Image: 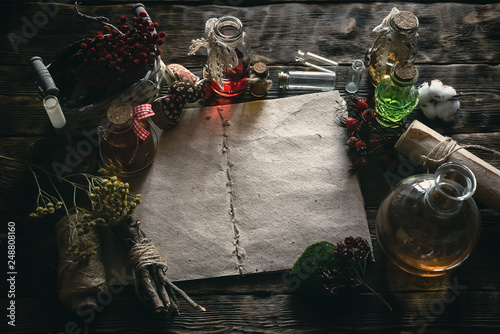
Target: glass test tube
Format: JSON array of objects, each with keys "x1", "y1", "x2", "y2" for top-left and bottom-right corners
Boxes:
[{"x1": 345, "y1": 60, "x2": 365, "y2": 94}]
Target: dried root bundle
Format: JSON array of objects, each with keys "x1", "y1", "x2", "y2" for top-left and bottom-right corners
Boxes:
[{"x1": 113, "y1": 219, "x2": 205, "y2": 318}]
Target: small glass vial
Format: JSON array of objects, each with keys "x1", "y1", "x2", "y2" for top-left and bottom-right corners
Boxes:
[
  {"x1": 366, "y1": 10, "x2": 420, "y2": 86},
  {"x1": 374, "y1": 62, "x2": 419, "y2": 128},
  {"x1": 248, "y1": 62, "x2": 271, "y2": 97},
  {"x1": 278, "y1": 71, "x2": 336, "y2": 91},
  {"x1": 99, "y1": 103, "x2": 157, "y2": 176},
  {"x1": 211, "y1": 16, "x2": 251, "y2": 97},
  {"x1": 295, "y1": 50, "x2": 338, "y2": 71},
  {"x1": 43, "y1": 95, "x2": 66, "y2": 129},
  {"x1": 344, "y1": 60, "x2": 364, "y2": 94},
  {"x1": 376, "y1": 162, "x2": 481, "y2": 277}
]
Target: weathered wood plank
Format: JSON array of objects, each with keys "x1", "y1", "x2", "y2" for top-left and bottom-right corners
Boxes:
[
  {"x1": 2, "y1": 290, "x2": 499, "y2": 333},
  {"x1": 3, "y1": 2, "x2": 500, "y2": 66}
]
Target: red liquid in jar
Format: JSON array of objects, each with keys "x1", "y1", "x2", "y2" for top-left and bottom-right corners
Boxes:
[{"x1": 212, "y1": 52, "x2": 249, "y2": 97}]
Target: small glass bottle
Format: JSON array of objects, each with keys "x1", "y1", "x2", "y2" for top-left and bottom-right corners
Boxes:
[
  {"x1": 248, "y1": 62, "x2": 271, "y2": 97},
  {"x1": 99, "y1": 103, "x2": 157, "y2": 176},
  {"x1": 211, "y1": 16, "x2": 251, "y2": 97},
  {"x1": 295, "y1": 50, "x2": 338, "y2": 72},
  {"x1": 344, "y1": 60, "x2": 364, "y2": 94},
  {"x1": 374, "y1": 62, "x2": 419, "y2": 128},
  {"x1": 43, "y1": 95, "x2": 66, "y2": 129},
  {"x1": 376, "y1": 162, "x2": 481, "y2": 277},
  {"x1": 278, "y1": 71, "x2": 336, "y2": 91},
  {"x1": 366, "y1": 10, "x2": 420, "y2": 86}
]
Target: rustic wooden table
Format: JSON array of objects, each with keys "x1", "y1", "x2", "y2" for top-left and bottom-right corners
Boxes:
[{"x1": 1, "y1": 1, "x2": 500, "y2": 333}]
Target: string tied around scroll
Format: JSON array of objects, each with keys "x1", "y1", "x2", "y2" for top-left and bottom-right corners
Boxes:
[{"x1": 421, "y1": 137, "x2": 500, "y2": 172}]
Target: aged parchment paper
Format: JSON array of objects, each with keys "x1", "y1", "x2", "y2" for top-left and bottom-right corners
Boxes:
[{"x1": 133, "y1": 91, "x2": 371, "y2": 281}]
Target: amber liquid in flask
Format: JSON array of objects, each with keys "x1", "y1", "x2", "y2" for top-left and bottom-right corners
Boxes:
[
  {"x1": 376, "y1": 162, "x2": 481, "y2": 277},
  {"x1": 99, "y1": 103, "x2": 157, "y2": 176}
]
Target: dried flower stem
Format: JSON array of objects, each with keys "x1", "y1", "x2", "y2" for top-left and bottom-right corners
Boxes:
[{"x1": 74, "y1": 2, "x2": 124, "y2": 35}]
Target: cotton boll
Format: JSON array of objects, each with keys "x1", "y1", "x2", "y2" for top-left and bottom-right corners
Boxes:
[
  {"x1": 434, "y1": 85, "x2": 457, "y2": 102},
  {"x1": 435, "y1": 100, "x2": 456, "y2": 121},
  {"x1": 442, "y1": 100, "x2": 460, "y2": 122},
  {"x1": 418, "y1": 82, "x2": 433, "y2": 104},
  {"x1": 420, "y1": 100, "x2": 437, "y2": 120},
  {"x1": 429, "y1": 79, "x2": 445, "y2": 101}
]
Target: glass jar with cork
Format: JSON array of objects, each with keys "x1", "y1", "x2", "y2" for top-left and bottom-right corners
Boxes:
[
  {"x1": 366, "y1": 10, "x2": 420, "y2": 86},
  {"x1": 98, "y1": 102, "x2": 157, "y2": 176},
  {"x1": 375, "y1": 62, "x2": 419, "y2": 128}
]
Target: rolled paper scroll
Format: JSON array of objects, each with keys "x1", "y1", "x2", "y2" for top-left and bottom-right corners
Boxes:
[{"x1": 395, "y1": 120, "x2": 500, "y2": 213}]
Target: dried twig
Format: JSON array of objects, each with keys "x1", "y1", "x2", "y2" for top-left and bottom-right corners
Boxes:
[{"x1": 74, "y1": 2, "x2": 124, "y2": 35}]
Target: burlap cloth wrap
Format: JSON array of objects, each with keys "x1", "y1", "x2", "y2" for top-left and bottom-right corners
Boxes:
[{"x1": 56, "y1": 209, "x2": 107, "y2": 311}]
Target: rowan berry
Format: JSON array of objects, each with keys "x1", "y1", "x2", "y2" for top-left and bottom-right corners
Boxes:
[
  {"x1": 345, "y1": 117, "x2": 359, "y2": 131},
  {"x1": 355, "y1": 98, "x2": 369, "y2": 112}
]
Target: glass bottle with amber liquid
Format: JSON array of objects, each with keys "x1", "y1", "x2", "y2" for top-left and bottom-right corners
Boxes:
[
  {"x1": 99, "y1": 103, "x2": 157, "y2": 176},
  {"x1": 376, "y1": 162, "x2": 481, "y2": 277},
  {"x1": 211, "y1": 16, "x2": 251, "y2": 97},
  {"x1": 366, "y1": 10, "x2": 420, "y2": 86}
]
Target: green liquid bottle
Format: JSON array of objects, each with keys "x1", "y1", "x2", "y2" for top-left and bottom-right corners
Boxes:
[{"x1": 375, "y1": 62, "x2": 419, "y2": 128}]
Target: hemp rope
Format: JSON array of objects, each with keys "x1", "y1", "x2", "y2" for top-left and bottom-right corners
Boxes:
[
  {"x1": 129, "y1": 239, "x2": 168, "y2": 274},
  {"x1": 421, "y1": 137, "x2": 500, "y2": 172},
  {"x1": 129, "y1": 239, "x2": 169, "y2": 308},
  {"x1": 188, "y1": 17, "x2": 239, "y2": 90}
]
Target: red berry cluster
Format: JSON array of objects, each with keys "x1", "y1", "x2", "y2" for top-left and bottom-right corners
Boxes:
[
  {"x1": 333, "y1": 236, "x2": 371, "y2": 263},
  {"x1": 339, "y1": 96, "x2": 382, "y2": 171},
  {"x1": 75, "y1": 12, "x2": 166, "y2": 91},
  {"x1": 316, "y1": 236, "x2": 371, "y2": 296}
]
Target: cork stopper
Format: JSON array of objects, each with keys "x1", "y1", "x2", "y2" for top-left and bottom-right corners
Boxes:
[
  {"x1": 253, "y1": 62, "x2": 268, "y2": 78},
  {"x1": 393, "y1": 11, "x2": 418, "y2": 31},
  {"x1": 277, "y1": 72, "x2": 290, "y2": 87},
  {"x1": 107, "y1": 102, "x2": 133, "y2": 128},
  {"x1": 394, "y1": 62, "x2": 417, "y2": 82}
]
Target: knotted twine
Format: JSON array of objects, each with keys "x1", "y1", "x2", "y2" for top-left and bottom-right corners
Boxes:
[
  {"x1": 129, "y1": 238, "x2": 168, "y2": 302},
  {"x1": 421, "y1": 137, "x2": 500, "y2": 172},
  {"x1": 188, "y1": 18, "x2": 239, "y2": 90}
]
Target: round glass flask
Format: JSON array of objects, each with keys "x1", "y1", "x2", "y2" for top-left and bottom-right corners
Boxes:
[{"x1": 376, "y1": 162, "x2": 481, "y2": 277}]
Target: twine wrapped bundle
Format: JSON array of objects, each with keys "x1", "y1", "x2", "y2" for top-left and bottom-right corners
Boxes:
[
  {"x1": 56, "y1": 209, "x2": 107, "y2": 311},
  {"x1": 395, "y1": 120, "x2": 500, "y2": 213}
]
